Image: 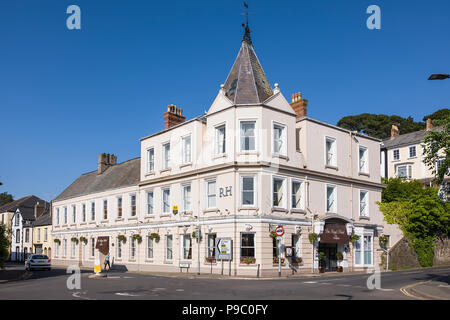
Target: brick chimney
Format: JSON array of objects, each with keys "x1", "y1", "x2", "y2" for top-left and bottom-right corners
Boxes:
[
  {"x1": 164, "y1": 104, "x2": 185, "y2": 129},
  {"x1": 97, "y1": 153, "x2": 117, "y2": 174},
  {"x1": 426, "y1": 118, "x2": 433, "y2": 131},
  {"x1": 390, "y1": 124, "x2": 399, "y2": 139},
  {"x1": 34, "y1": 202, "x2": 45, "y2": 218},
  {"x1": 290, "y1": 92, "x2": 308, "y2": 118}
]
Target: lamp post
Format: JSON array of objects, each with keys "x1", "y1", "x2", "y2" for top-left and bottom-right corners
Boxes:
[{"x1": 428, "y1": 74, "x2": 449, "y2": 80}]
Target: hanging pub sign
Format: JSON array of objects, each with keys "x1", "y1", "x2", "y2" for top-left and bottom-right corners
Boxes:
[
  {"x1": 95, "y1": 236, "x2": 109, "y2": 255},
  {"x1": 320, "y1": 223, "x2": 348, "y2": 244},
  {"x1": 173, "y1": 205, "x2": 178, "y2": 215}
]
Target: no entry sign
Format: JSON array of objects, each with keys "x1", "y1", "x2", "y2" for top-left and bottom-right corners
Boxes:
[{"x1": 275, "y1": 226, "x2": 285, "y2": 237}]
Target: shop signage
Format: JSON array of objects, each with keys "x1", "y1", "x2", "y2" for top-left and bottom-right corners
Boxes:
[
  {"x1": 215, "y1": 237, "x2": 233, "y2": 260},
  {"x1": 219, "y1": 186, "x2": 232, "y2": 198},
  {"x1": 320, "y1": 223, "x2": 348, "y2": 244},
  {"x1": 95, "y1": 236, "x2": 109, "y2": 255}
]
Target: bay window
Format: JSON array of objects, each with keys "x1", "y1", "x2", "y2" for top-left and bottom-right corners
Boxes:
[
  {"x1": 215, "y1": 124, "x2": 226, "y2": 155},
  {"x1": 241, "y1": 176, "x2": 255, "y2": 206},
  {"x1": 206, "y1": 180, "x2": 217, "y2": 208},
  {"x1": 396, "y1": 164, "x2": 412, "y2": 179},
  {"x1": 273, "y1": 122, "x2": 287, "y2": 155},
  {"x1": 240, "y1": 121, "x2": 256, "y2": 151}
]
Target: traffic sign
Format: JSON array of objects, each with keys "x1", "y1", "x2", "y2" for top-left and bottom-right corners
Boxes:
[{"x1": 275, "y1": 226, "x2": 285, "y2": 237}]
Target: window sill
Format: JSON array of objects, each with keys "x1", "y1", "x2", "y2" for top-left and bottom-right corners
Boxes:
[
  {"x1": 160, "y1": 213, "x2": 171, "y2": 218},
  {"x1": 272, "y1": 154, "x2": 289, "y2": 161},
  {"x1": 358, "y1": 172, "x2": 370, "y2": 177},
  {"x1": 238, "y1": 151, "x2": 260, "y2": 156},
  {"x1": 101, "y1": 220, "x2": 109, "y2": 223},
  {"x1": 272, "y1": 207, "x2": 288, "y2": 213},
  {"x1": 290, "y1": 209, "x2": 306, "y2": 214},
  {"x1": 238, "y1": 207, "x2": 258, "y2": 211},
  {"x1": 212, "y1": 153, "x2": 227, "y2": 160},
  {"x1": 325, "y1": 165, "x2": 338, "y2": 171},
  {"x1": 160, "y1": 168, "x2": 172, "y2": 174},
  {"x1": 203, "y1": 208, "x2": 219, "y2": 214},
  {"x1": 115, "y1": 218, "x2": 124, "y2": 222},
  {"x1": 145, "y1": 172, "x2": 155, "y2": 177},
  {"x1": 179, "y1": 163, "x2": 192, "y2": 169},
  {"x1": 145, "y1": 259, "x2": 154, "y2": 263},
  {"x1": 79, "y1": 222, "x2": 87, "y2": 226},
  {"x1": 164, "y1": 260, "x2": 173, "y2": 264},
  {"x1": 359, "y1": 216, "x2": 370, "y2": 221},
  {"x1": 391, "y1": 160, "x2": 400, "y2": 163},
  {"x1": 128, "y1": 217, "x2": 138, "y2": 221},
  {"x1": 129, "y1": 259, "x2": 137, "y2": 262},
  {"x1": 144, "y1": 215, "x2": 155, "y2": 219},
  {"x1": 182, "y1": 211, "x2": 193, "y2": 216}
]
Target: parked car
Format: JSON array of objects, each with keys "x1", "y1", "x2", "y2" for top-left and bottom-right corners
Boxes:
[{"x1": 25, "y1": 254, "x2": 51, "y2": 271}]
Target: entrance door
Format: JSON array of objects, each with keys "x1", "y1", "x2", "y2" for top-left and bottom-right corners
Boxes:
[{"x1": 318, "y1": 243, "x2": 337, "y2": 272}]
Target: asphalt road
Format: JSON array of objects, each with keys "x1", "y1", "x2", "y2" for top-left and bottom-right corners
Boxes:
[{"x1": 0, "y1": 265, "x2": 449, "y2": 300}]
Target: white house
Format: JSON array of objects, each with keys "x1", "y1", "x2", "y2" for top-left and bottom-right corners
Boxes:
[{"x1": 51, "y1": 25, "x2": 401, "y2": 276}]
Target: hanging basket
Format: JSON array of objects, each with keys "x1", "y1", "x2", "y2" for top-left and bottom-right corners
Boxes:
[
  {"x1": 270, "y1": 231, "x2": 277, "y2": 239},
  {"x1": 350, "y1": 234, "x2": 360, "y2": 243},
  {"x1": 71, "y1": 237, "x2": 79, "y2": 244},
  {"x1": 132, "y1": 234, "x2": 142, "y2": 243},
  {"x1": 149, "y1": 233, "x2": 160, "y2": 243},
  {"x1": 309, "y1": 233, "x2": 318, "y2": 244},
  {"x1": 53, "y1": 239, "x2": 61, "y2": 244},
  {"x1": 117, "y1": 234, "x2": 126, "y2": 242},
  {"x1": 79, "y1": 236, "x2": 88, "y2": 245}
]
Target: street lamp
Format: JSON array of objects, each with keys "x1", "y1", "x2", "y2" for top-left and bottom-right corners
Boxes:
[{"x1": 428, "y1": 74, "x2": 450, "y2": 80}]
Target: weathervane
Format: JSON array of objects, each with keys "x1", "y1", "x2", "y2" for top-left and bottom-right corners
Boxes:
[{"x1": 242, "y1": 2, "x2": 252, "y2": 44}]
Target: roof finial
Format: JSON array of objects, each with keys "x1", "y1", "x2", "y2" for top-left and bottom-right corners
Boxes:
[{"x1": 242, "y1": 2, "x2": 252, "y2": 44}]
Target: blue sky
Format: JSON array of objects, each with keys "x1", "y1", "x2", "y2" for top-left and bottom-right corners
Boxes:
[{"x1": 1, "y1": 0, "x2": 449, "y2": 201}]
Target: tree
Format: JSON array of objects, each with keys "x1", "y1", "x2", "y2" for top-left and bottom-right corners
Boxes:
[
  {"x1": 422, "y1": 115, "x2": 450, "y2": 186},
  {"x1": 0, "y1": 223, "x2": 10, "y2": 269},
  {"x1": 337, "y1": 113, "x2": 425, "y2": 139},
  {"x1": 0, "y1": 192, "x2": 14, "y2": 207},
  {"x1": 378, "y1": 178, "x2": 450, "y2": 267},
  {"x1": 423, "y1": 108, "x2": 450, "y2": 122}
]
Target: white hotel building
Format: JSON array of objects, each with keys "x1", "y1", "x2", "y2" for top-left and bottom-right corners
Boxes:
[{"x1": 51, "y1": 27, "x2": 401, "y2": 276}]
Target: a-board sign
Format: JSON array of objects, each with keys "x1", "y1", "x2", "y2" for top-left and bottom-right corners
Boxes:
[{"x1": 215, "y1": 237, "x2": 233, "y2": 261}]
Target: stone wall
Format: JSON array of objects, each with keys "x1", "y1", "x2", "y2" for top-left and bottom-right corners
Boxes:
[
  {"x1": 434, "y1": 237, "x2": 450, "y2": 266},
  {"x1": 387, "y1": 237, "x2": 450, "y2": 270}
]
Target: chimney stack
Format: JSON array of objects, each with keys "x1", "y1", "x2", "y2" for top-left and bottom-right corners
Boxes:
[
  {"x1": 97, "y1": 153, "x2": 117, "y2": 174},
  {"x1": 390, "y1": 124, "x2": 399, "y2": 139},
  {"x1": 164, "y1": 104, "x2": 185, "y2": 129},
  {"x1": 426, "y1": 118, "x2": 433, "y2": 131},
  {"x1": 290, "y1": 92, "x2": 308, "y2": 118},
  {"x1": 34, "y1": 202, "x2": 45, "y2": 218}
]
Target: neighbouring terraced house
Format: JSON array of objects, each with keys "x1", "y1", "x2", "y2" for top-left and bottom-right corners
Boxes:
[{"x1": 51, "y1": 24, "x2": 402, "y2": 276}]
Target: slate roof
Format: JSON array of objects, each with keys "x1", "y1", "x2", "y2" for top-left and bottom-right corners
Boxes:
[
  {"x1": 0, "y1": 195, "x2": 49, "y2": 221},
  {"x1": 223, "y1": 37, "x2": 274, "y2": 105},
  {"x1": 33, "y1": 211, "x2": 52, "y2": 227},
  {"x1": 54, "y1": 157, "x2": 140, "y2": 202},
  {"x1": 382, "y1": 127, "x2": 442, "y2": 149}
]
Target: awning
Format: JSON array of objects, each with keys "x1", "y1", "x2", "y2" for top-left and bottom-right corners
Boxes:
[{"x1": 320, "y1": 223, "x2": 348, "y2": 244}]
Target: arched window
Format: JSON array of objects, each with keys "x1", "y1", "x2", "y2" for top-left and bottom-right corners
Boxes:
[{"x1": 44, "y1": 248, "x2": 48, "y2": 255}]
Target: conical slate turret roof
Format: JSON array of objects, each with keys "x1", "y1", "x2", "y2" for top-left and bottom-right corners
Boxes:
[{"x1": 223, "y1": 36, "x2": 274, "y2": 105}]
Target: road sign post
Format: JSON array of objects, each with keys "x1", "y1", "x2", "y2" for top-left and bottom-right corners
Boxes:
[{"x1": 275, "y1": 226, "x2": 284, "y2": 277}]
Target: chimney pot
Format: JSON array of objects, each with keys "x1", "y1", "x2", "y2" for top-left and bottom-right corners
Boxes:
[
  {"x1": 164, "y1": 104, "x2": 186, "y2": 129},
  {"x1": 97, "y1": 153, "x2": 117, "y2": 174},
  {"x1": 290, "y1": 91, "x2": 308, "y2": 118},
  {"x1": 391, "y1": 124, "x2": 399, "y2": 139}
]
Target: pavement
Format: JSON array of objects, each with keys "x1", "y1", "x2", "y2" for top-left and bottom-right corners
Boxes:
[
  {"x1": 0, "y1": 264, "x2": 449, "y2": 300},
  {"x1": 0, "y1": 262, "x2": 31, "y2": 283}
]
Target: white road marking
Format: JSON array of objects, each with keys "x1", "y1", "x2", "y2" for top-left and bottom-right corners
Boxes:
[
  {"x1": 176, "y1": 289, "x2": 185, "y2": 292},
  {"x1": 377, "y1": 288, "x2": 394, "y2": 292},
  {"x1": 152, "y1": 288, "x2": 167, "y2": 291},
  {"x1": 115, "y1": 292, "x2": 140, "y2": 297},
  {"x1": 303, "y1": 281, "x2": 317, "y2": 284},
  {"x1": 438, "y1": 284, "x2": 450, "y2": 288}
]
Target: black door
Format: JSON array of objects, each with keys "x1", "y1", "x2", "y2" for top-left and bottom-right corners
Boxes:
[{"x1": 319, "y1": 243, "x2": 337, "y2": 272}]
